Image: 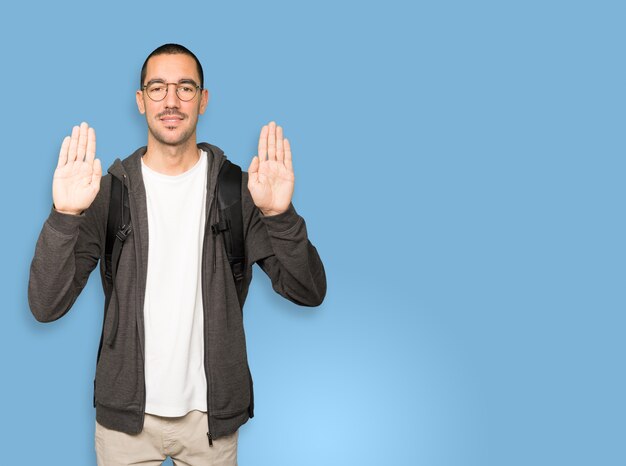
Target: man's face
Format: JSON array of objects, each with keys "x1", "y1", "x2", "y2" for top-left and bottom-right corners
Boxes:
[{"x1": 136, "y1": 53, "x2": 209, "y2": 147}]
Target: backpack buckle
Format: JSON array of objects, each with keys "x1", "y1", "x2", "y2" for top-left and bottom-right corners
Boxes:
[
  {"x1": 232, "y1": 261, "x2": 244, "y2": 282},
  {"x1": 211, "y1": 219, "x2": 229, "y2": 235},
  {"x1": 116, "y1": 224, "x2": 132, "y2": 242}
]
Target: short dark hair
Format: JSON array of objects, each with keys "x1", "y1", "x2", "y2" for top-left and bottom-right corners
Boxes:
[{"x1": 140, "y1": 43, "x2": 204, "y2": 89}]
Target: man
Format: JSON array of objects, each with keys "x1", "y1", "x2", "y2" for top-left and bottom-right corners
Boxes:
[{"x1": 28, "y1": 43, "x2": 326, "y2": 465}]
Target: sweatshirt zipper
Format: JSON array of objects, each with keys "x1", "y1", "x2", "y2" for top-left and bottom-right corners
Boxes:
[
  {"x1": 202, "y1": 175, "x2": 219, "y2": 447},
  {"x1": 128, "y1": 168, "x2": 147, "y2": 433}
]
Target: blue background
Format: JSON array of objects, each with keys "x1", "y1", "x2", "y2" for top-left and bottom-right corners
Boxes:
[{"x1": 2, "y1": 0, "x2": 624, "y2": 464}]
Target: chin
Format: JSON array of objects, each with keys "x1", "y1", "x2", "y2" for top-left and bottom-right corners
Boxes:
[{"x1": 149, "y1": 126, "x2": 195, "y2": 147}]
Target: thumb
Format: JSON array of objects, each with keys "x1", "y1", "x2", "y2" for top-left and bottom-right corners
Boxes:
[{"x1": 248, "y1": 155, "x2": 259, "y2": 174}]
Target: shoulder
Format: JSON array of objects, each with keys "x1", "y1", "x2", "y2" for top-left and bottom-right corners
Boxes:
[{"x1": 197, "y1": 142, "x2": 226, "y2": 158}]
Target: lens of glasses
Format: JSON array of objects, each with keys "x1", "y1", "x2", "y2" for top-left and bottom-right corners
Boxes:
[{"x1": 145, "y1": 82, "x2": 199, "y2": 101}]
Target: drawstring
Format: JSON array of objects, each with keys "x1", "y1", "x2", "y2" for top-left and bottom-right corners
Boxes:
[
  {"x1": 211, "y1": 191, "x2": 217, "y2": 273},
  {"x1": 108, "y1": 279, "x2": 121, "y2": 346}
]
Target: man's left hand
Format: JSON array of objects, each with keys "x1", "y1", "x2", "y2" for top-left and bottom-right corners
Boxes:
[{"x1": 247, "y1": 121, "x2": 295, "y2": 216}]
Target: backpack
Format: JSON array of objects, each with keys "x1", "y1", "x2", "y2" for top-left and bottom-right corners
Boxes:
[{"x1": 95, "y1": 159, "x2": 244, "y2": 369}]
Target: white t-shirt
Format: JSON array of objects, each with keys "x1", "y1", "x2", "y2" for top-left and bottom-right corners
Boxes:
[{"x1": 141, "y1": 149, "x2": 208, "y2": 416}]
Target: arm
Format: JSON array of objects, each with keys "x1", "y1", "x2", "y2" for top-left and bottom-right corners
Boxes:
[
  {"x1": 244, "y1": 121, "x2": 326, "y2": 306},
  {"x1": 28, "y1": 122, "x2": 105, "y2": 322},
  {"x1": 242, "y1": 171, "x2": 326, "y2": 306},
  {"x1": 28, "y1": 199, "x2": 106, "y2": 322}
]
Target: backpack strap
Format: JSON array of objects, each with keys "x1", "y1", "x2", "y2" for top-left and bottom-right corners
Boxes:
[
  {"x1": 99, "y1": 177, "x2": 132, "y2": 352},
  {"x1": 211, "y1": 160, "x2": 245, "y2": 295}
]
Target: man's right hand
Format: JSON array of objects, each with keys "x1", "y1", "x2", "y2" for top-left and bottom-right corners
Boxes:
[{"x1": 52, "y1": 122, "x2": 102, "y2": 216}]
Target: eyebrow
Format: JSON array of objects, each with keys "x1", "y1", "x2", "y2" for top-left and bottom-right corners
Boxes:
[{"x1": 145, "y1": 78, "x2": 199, "y2": 86}]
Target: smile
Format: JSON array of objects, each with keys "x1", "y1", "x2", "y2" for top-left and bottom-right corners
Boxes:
[{"x1": 160, "y1": 117, "x2": 184, "y2": 128}]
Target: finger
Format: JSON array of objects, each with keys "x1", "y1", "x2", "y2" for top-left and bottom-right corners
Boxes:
[
  {"x1": 267, "y1": 121, "x2": 276, "y2": 161},
  {"x1": 257, "y1": 125, "x2": 268, "y2": 162},
  {"x1": 276, "y1": 125, "x2": 284, "y2": 164},
  {"x1": 284, "y1": 138, "x2": 293, "y2": 173},
  {"x1": 86, "y1": 127, "x2": 96, "y2": 163},
  {"x1": 68, "y1": 125, "x2": 80, "y2": 162},
  {"x1": 77, "y1": 122, "x2": 88, "y2": 161},
  {"x1": 57, "y1": 136, "x2": 71, "y2": 168}
]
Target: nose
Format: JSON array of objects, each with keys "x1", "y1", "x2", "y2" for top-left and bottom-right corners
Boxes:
[{"x1": 164, "y1": 83, "x2": 181, "y2": 108}]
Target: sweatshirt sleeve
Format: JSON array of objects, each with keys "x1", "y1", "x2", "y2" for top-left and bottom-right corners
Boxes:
[
  {"x1": 28, "y1": 176, "x2": 108, "y2": 322},
  {"x1": 242, "y1": 171, "x2": 326, "y2": 307}
]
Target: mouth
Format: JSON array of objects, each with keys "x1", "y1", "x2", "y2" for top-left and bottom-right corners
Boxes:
[
  {"x1": 160, "y1": 117, "x2": 183, "y2": 124},
  {"x1": 158, "y1": 113, "x2": 185, "y2": 125}
]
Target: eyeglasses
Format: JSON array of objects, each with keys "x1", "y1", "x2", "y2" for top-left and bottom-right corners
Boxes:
[{"x1": 142, "y1": 81, "x2": 202, "y2": 102}]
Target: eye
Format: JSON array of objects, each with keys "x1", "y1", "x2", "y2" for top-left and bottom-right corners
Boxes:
[{"x1": 180, "y1": 85, "x2": 194, "y2": 93}]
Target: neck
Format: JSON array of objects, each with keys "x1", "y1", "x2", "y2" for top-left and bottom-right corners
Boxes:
[{"x1": 142, "y1": 133, "x2": 200, "y2": 175}]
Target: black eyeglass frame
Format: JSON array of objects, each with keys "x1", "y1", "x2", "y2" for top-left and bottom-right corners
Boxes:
[{"x1": 141, "y1": 81, "x2": 203, "y2": 102}]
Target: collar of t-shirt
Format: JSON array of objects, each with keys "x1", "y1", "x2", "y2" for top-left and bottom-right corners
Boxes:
[{"x1": 140, "y1": 149, "x2": 206, "y2": 180}]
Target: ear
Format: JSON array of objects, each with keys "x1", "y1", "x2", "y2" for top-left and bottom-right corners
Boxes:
[
  {"x1": 199, "y1": 88, "x2": 210, "y2": 115},
  {"x1": 136, "y1": 90, "x2": 146, "y2": 114}
]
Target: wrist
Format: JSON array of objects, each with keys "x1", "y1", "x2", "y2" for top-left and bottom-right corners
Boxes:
[
  {"x1": 53, "y1": 205, "x2": 82, "y2": 216},
  {"x1": 260, "y1": 208, "x2": 285, "y2": 217}
]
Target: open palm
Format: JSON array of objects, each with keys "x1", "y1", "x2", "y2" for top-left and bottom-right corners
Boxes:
[
  {"x1": 52, "y1": 122, "x2": 102, "y2": 215},
  {"x1": 247, "y1": 121, "x2": 295, "y2": 216}
]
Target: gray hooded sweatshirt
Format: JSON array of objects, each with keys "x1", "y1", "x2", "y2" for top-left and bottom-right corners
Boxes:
[{"x1": 28, "y1": 142, "x2": 326, "y2": 443}]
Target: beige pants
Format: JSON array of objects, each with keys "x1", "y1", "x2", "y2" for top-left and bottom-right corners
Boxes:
[{"x1": 95, "y1": 409, "x2": 238, "y2": 466}]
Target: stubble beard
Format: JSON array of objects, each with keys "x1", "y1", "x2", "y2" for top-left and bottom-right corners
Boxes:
[{"x1": 147, "y1": 110, "x2": 198, "y2": 148}]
